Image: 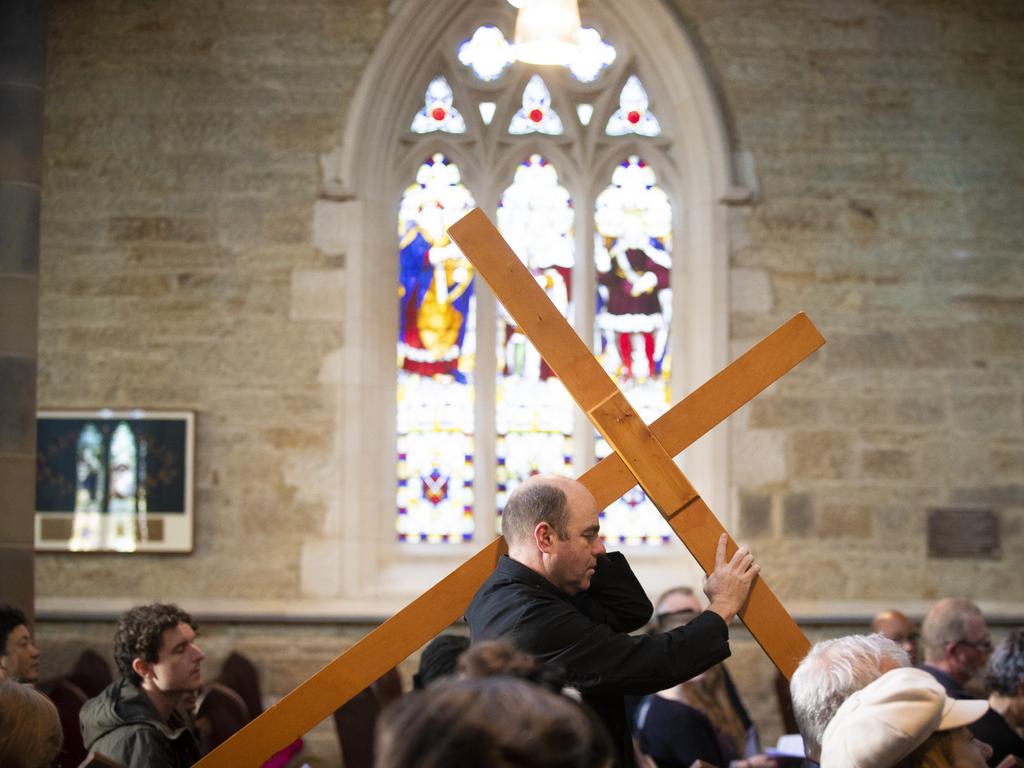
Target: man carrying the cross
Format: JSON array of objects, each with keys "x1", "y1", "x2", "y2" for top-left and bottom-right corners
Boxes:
[{"x1": 466, "y1": 474, "x2": 760, "y2": 768}]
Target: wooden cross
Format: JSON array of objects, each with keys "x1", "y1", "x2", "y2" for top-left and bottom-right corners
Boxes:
[{"x1": 198, "y1": 213, "x2": 824, "y2": 766}]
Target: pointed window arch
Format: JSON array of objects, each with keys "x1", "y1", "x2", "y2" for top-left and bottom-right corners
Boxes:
[
  {"x1": 326, "y1": 0, "x2": 741, "y2": 604},
  {"x1": 391, "y1": 11, "x2": 685, "y2": 546}
]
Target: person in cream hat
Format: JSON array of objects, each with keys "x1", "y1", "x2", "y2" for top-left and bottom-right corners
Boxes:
[{"x1": 820, "y1": 667, "x2": 992, "y2": 767}]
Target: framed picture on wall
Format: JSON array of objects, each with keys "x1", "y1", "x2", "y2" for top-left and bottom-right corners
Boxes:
[{"x1": 34, "y1": 409, "x2": 195, "y2": 553}]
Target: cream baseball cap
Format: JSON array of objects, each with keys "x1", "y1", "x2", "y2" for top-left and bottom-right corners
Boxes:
[{"x1": 820, "y1": 667, "x2": 989, "y2": 768}]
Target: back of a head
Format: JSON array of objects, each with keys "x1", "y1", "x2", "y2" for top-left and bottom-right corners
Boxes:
[
  {"x1": 0, "y1": 604, "x2": 28, "y2": 652},
  {"x1": 375, "y1": 677, "x2": 610, "y2": 768},
  {"x1": 459, "y1": 640, "x2": 538, "y2": 679},
  {"x1": 790, "y1": 634, "x2": 910, "y2": 760},
  {"x1": 986, "y1": 628, "x2": 1024, "y2": 696},
  {"x1": 501, "y1": 478, "x2": 570, "y2": 546},
  {"x1": 920, "y1": 598, "x2": 983, "y2": 663},
  {"x1": 458, "y1": 639, "x2": 565, "y2": 692},
  {"x1": 113, "y1": 602, "x2": 196, "y2": 684},
  {"x1": 0, "y1": 679, "x2": 63, "y2": 768}
]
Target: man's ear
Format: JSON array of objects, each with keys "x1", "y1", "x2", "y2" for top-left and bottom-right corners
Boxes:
[
  {"x1": 131, "y1": 657, "x2": 152, "y2": 682},
  {"x1": 534, "y1": 521, "x2": 555, "y2": 553}
]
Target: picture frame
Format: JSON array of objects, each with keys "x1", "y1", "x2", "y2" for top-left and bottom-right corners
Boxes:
[{"x1": 35, "y1": 409, "x2": 195, "y2": 553}]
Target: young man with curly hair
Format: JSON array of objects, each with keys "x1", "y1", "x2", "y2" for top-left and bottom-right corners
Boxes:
[{"x1": 80, "y1": 603, "x2": 205, "y2": 768}]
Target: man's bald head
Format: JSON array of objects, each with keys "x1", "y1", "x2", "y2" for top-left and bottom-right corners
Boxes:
[
  {"x1": 871, "y1": 609, "x2": 918, "y2": 665},
  {"x1": 501, "y1": 475, "x2": 578, "y2": 546},
  {"x1": 921, "y1": 597, "x2": 986, "y2": 662}
]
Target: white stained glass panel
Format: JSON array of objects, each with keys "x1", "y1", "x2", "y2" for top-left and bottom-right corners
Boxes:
[
  {"x1": 458, "y1": 25, "x2": 515, "y2": 82},
  {"x1": 605, "y1": 75, "x2": 661, "y2": 137},
  {"x1": 495, "y1": 155, "x2": 575, "y2": 515},
  {"x1": 568, "y1": 27, "x2": 617, "y2": 83},
  {"x1": 593, "y1": 156, "x2": 673, "y2": 544},
  {"x1": 411, "y1": 76, "x2": 467, "y2": 134},
  {"x1": 397, "y1": 154, "x2": 477, "y2": 542},
  {"x1": 509, "y1": 75, "x2": 564, "y2": 135}
]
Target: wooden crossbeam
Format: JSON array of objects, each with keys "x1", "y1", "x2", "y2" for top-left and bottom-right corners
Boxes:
[
  {"x1": 448, "y1": 207, "x2": 813, "y2": 678},
  {"x1": 197, "y1": 290, "x2": 823, "y2": 765}
]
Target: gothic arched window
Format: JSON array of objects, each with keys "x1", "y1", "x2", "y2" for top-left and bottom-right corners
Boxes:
[
  {"x1": 325, "y1": 0, "x2": 739, "y2": 603},
  {"x1": 394, "y1": 15, "x2": 681, "y2": 546}
]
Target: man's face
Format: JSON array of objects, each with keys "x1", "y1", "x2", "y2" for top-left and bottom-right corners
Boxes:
[
  {"x1": 141, "y1": 622, "x2": 205, "y2": 695},
  {"x1": 874, "y1": 612, "x2": 918, "y2": 664},
  {"x1": 657, "y1": 591, "x2": 701, "y2": 617},
  {"x1": 953, "y1": 615, "x2": 992, "y2": 681},
  {"x1": 546, "y1": 482, "x2": 606, "y2": 596},
  {"x1": 1, "y1": 624, "x2": 40, "y2": 683}
]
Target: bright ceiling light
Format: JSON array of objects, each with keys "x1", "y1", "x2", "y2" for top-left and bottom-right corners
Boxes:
[{"x1": 513, "y1": 0, "x2": 582, "y2": 66}]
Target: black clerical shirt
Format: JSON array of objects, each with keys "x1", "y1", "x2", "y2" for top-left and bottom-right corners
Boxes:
[{"x1": 466, "y1": 552, "x2": 731, "y2": 768}]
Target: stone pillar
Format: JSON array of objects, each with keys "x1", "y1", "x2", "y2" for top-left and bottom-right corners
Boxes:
[{"x1": 0, "y1": 0, "x2": 47, "y2": 620}]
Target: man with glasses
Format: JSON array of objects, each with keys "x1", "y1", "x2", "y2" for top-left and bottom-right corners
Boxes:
[
  {"x1": 921, "y1": 597, "x2": 1021, "y2": 766},
  {"x1": 871, "y1": 608, "x2": 920, "y2": 665}
]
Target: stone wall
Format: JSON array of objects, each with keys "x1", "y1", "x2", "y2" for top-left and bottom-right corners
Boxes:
[
  {"x1": 38, "y1": 0, "x2": 1022, "y2": 612},
  {"x1": 35, "y1": 0, "x2": 1023, "y2": 759},
  {"x1": 39, "y1": 0, "x2": 390, "y2": 601},
  {"x1": 673, "y1": 0, "x2": 1024, "y2": 603}
]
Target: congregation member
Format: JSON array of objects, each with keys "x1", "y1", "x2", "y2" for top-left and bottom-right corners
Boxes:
[
  {"x1": 921, "y1": 598, "x2": 1024, "y2": 766},
  {"x1": 80, "y1": 603, "x2": 204, "y2": 768},
  {"x1": 0, "y1": 604, "x2": 41, "y2": 684},
  {"x1": 0, "y1": 678, "x2": 64, "y2": 768},
  {"x1": 986, "y1": 630, "x2": 1024, "y2": 755},
  {"x1": 872, "y1": 609, "x2": 920, "y2": 666},
  {"x1": 647, "y1": 587, "x2": 760, "y2": 753},
  {"x1": 790, "y1": 633, "x2": 910, "y2": 764},
  {"x1": 375, "y1": 676, "x2": 613, "y2": 768},
  {"x1": 820, "y1": 666, "x2": 992, "y2": 767},
  {"x1": 466, "y1": 474, "x2": 759, "y2": 768},
  {"x1": 633, "y1": 600, "x2": 777, "y2": 768}
]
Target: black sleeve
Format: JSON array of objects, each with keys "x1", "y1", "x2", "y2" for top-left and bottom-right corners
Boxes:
[
  {"x1": 512, "y1": 594, "x2": 730, "y2": 696},
  {"x1": 570, "y1": 551, "x2": 653, "y2": 633}
]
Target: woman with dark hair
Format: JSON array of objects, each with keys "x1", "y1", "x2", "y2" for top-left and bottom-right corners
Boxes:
[{"x1": 985, "y1": 629, "x2": 1024, "y2": 761}]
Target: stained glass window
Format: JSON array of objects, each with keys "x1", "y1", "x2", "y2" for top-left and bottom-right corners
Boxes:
[
  {"x1": 69, "y1": 421, "x2": 146, "y2": 551},
  {"x1": 458, "y1": 24, "x2": 615, "y2": 84},
  {"x1": 397, "y1": 10, "x2": 680, "y2": 546},
  {"x1": 495, "y1": 155, "x2": 575, "y2": 515},
  {"x1": 108, "y1": 422, "x2": 142, "y2": 513},
  {"x1": 593, "y1": 156, "x2": 673, "y2": 544},
  {"x1": 509, "y1": 75, "x2": 564, "y2": 135},
  {"x1": 568, "y1": 28, "x2": 617, "y2": 83},
  {"x1": 458, "y1": 25, "x2": 515, "y2": 82},
  {"x1": 75, "y1": 423, "x2": 105, "y2": 513},
  {"x1": 605, "y1": 75, "x2": 661, "y2": 137},
  {"x1": 397, "y1": 154, "x2": 477, "y2": 542},
  {"x1": 411, "y1": 76, "x2": 467, "y2": 134}
]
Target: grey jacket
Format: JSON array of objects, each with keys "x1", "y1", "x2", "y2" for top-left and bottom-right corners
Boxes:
[{"x1": 80, "y1": 678, "x2": 201, "y2": 768}]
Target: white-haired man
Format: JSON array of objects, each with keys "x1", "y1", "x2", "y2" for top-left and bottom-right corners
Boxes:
[{"x1": 789, "y1": 633, "x2": 910, "y2": 764}]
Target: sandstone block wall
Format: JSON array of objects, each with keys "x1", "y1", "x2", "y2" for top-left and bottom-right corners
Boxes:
[{"x1": 33, "y1": 1, "x2": 1023, "y2": 759}]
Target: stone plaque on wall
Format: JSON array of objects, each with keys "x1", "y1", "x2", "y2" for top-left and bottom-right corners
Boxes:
[{"x1": 927, "y1": 508, "x2": 1000, "y2": 559}]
